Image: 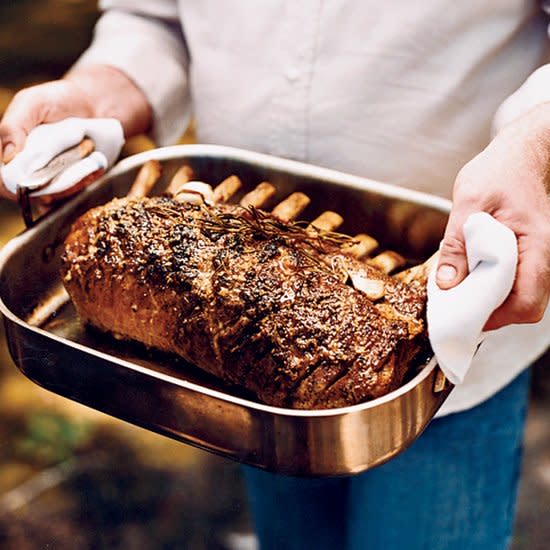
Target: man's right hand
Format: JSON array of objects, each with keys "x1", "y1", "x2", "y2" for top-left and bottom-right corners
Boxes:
[
  {"x1": 0, "y1": 65, "x2": 151, "y2": 199},
  {"x1": 0, "y1": 80, "x2": 96, "y2": 198}
]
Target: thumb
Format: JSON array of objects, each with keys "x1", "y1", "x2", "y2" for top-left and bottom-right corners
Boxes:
[{"x1": 436, "y1": 210, "x2": 470, "y2": 290}]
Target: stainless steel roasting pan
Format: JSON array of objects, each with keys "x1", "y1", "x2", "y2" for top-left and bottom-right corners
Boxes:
[{"x1": 0, "y1": 145, "x2": 453, "y2": 477}]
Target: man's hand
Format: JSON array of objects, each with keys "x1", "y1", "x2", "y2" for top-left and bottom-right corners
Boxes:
[
  {"x1": 436, "y1": 103, "x2": 550, "y2": 330},
  {"x1": 0, "y1": 65, "x2": 151, "y2": 199},
  {"x1": 0, "y1": 80, "x2": 94, "y2": 199}
]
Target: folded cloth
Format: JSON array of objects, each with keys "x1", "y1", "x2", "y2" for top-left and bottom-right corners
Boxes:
[
  {"x1": 427, "y1": 212, "x2": 518, "y2": 385},
  {"x1": 1, "y1": 117, "x2": 124, "y2": 196}
]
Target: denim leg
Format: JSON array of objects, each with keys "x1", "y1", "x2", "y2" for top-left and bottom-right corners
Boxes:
[
  {"x1": 243, "y1": 370, "x2": 530, "y2": 550},
  {"x1": 348, "y1": 370, "x2": 530, "y2": 550},
  {"x1": 242, "y1": 466, "x2": 350, "y2": 550}
]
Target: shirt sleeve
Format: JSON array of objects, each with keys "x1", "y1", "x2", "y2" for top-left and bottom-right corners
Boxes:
[
  {"x1": 73, "y1": 0, "x2": 190, "y2": 145},
  {"x1": 492, "y1": 64, "x2": 550, "y2": 136}
]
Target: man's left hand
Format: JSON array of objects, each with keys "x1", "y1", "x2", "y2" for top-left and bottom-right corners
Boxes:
[{"x1": 436, "y1": 103, "x2": 550, "y2": 331}]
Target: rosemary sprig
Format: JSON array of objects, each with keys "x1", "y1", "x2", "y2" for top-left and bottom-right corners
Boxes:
[
  {"x1": 197, "y1": 204, "x2": 356, "y2": 278},
  {"x1": 145, "y1": 203, "x2": 185, "y2": 219},
  {"x1": 198, "y1": 204, "x2": 355, "y2": 253}
]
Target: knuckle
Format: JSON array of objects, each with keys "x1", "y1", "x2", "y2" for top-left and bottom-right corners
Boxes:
[
  {"x1": 484, "y1": 188, "x2": 508, "y2": 212},
  {"x1": 510, "y1": 294, "x2": 545, "y2": 323},
  {"x1": 453, "y1": 175, "x2": 475, "y2": 202},
  {"x1": 454, "y1": 164, "x2": 509, "y2": 213},
  {"x1": 455, "y1": 160, "x2": 476, "y2": 183},
  {"x1": 455, "y1": 184, "x2": 502, "y2": 213},
  {"x1": 11, "y1": 87, "x2": 35, "y2": 105},
  {"x1": 9, "y1": 84, "x2": 49, "y2": 113},
  {"x1": 440, "y1": 233, "x2": 466, "y2": 258},
  {"x1": 526, "y1": 309, "x2": 545, "y2": 324},
  {"x1": 454, "y1": 162, "x2": 480, "y2": 195},
  {"x1": 484, "y1": 315, "x2": 506, "y2": 331},
  {"x1": 452, "y1": 193, "x2": 481, "y2": 218}
]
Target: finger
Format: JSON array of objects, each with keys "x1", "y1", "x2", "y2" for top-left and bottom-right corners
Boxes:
[
  {"x1": 484, "y1": 287, "x2": 549, "y2": 331},
  {"x1": 1, "y1": 126, "x2": 98, "y2": 196},
  {"x1": 0, "y1": 181, "x2": 15, "y2": 200},
  {"x1": 0, "y1": 88, "x2": 47, "y2": 162},
  {"x1": 33, "y1": 152, "x2": 108, "y2": 198},
  {"x1": 0, "y1": 150, "x2": 14, "y2": 199},
  {"x1": 435, "y1": 209, "x2": 470, "y2": 290},
  {"x1": 0, "y1": 136, "x2": 16, "y2": 199},
  {"x1": 38, "y1": 167, "x2": 105, "y2": 204},
  {"x1": 0, "y1": 80, "x2": 92, "y2": 164},
  {"x1": 484, "y1": 239, "x2": 550, "y2": 330},
  {"x1": 0, "y1": 125, "x2": 30, "y2": 164}
]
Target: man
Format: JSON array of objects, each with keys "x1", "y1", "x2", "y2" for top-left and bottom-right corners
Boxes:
[{"x1": 1, "y1": 2, "x2": 549, "y2": 548}]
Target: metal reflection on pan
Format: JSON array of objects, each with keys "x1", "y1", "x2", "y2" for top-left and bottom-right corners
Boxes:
[{"x1": 0, "y1": 145, "x2": 453, "y2": 477}]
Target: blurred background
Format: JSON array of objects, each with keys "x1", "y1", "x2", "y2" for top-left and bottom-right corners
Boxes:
[{"x1": 0, "y1": 1, "x2": 548, "y2": 549}]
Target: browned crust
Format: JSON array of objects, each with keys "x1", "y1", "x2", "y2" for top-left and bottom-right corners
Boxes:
[{"x1": 61, "y1": 197, "x2": 428, "y2": 409}]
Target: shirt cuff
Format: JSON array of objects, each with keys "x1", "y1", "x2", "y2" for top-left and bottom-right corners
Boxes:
[
  {"x1": 74, "y1": 10, "x2": 191, "y2": 145},
  {"x1": 492, "y1": 64, "x2": 550, "y2": 137}
]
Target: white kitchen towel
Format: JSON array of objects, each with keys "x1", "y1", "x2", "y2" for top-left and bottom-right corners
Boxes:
[
  {"x1": 427, "y1": 212, "x2": 518, "y2": 385},
  {"x1": 1, "y1": 117, "x2": 124, "y2": 196}
]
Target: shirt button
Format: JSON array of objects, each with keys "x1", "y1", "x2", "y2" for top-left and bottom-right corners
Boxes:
[{"x1": 285, "y1": 66, "x2": 300, "y2": 82}]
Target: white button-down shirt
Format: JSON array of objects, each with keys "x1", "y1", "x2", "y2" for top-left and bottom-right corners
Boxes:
[{"x1": 77, "y1": 0, "x2": 550, "y2": 415}]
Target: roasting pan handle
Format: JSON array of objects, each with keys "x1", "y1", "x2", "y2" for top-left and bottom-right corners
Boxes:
[{"x1": 16, "y1": 139, "x2": 98, "y2": 229}]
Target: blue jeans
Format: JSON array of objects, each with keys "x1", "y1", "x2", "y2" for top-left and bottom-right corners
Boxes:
[{"x1": 243, "y1": 370, "x2": 530, "y2": 550}]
